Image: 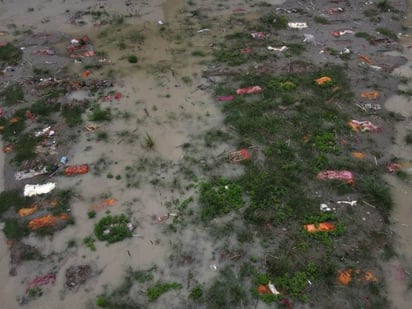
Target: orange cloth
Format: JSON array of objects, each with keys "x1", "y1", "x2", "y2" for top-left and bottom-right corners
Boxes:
[
  {"x1": 351, "y1": 152, "x2": 366, "y2": 159},
  {"x1": 18, "y1": 207, "x2": 37, "y2": 217},
  {"x1": 315, "y1": 76, "x2": 332, "y2": 85},
  {"x1": 360, "y1": 91, "x2": 379, "y2": 100},
  {"x1": 304, "y1": 222, "x2": 336, "y2": 233},
  {"x1": 257, "y1": 284, "x2": 272, "y2": 294},
  {"x1": 64, "y1": 164, "x2": 89, "y2": 176},
  {"x1": 82, "y1": 70, "x2": 91, "y2": 78}
]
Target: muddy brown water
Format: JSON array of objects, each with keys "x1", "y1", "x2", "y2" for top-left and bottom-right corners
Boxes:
[
  {"x1": 0, "y1": 0, "x2": 284, "y2": 308},
  {"x1": 379, "y1": 1, "x2": 412, "y2": 308},
  {"x1": 3, "y1": 0, "x2": 412, "y2": 308}
]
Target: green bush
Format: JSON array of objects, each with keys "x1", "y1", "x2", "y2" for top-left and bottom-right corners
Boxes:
[
  {"x1": 0, "y1": 189, "x2": 30, "y2": 214},
  {"x1": 199, "y1": 177, "x2": 244, "y2": 222},
  {"x1": 128, "y1": 55, "x2": 138, "y2": 63},
  {"x1": 147, "y1": 281, "x2": 182, "y2": 302},
  {"x1": 94, "y1": 214, "x2": 132, "y2": 243},
  {"x1": 89, "y1": 104, "x2": 111, "y2": 122},
  {"x1": 62, "y1": 104, "x2": 86, "y2": 127},
  {"x1": 3, "y1": 218, "x2": 30, "y2": 240},
  {"x1": 13, "y1": 133, "x2": 38, "y2": 164},
  {"x1": 0, "y1": 84, "x2": 24, "y2": 105},
  {"x1": 0, "y1": 43, "x2": 22, "y2": 69}
]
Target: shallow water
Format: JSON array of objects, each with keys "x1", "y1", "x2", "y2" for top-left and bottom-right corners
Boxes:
[{"x1": 382, "y1": 1, "x2": 412, "y2": 308}]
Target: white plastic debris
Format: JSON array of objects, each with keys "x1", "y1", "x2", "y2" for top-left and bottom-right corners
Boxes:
[
  {"x1": 320, "y1": 203, "x2": 332, "y2": 212},
  {"x1": 157, "y1": 20, "x2": 164, "y2": 25},
  {"x1": 24, "y1": 182, "x2": 56, "y2": 197},
  {"x1": 337, "y1": 200, "x2": 357, "y2": 206},
  {"x1": 340, "y1": 48, "x2": 351, "y2": 55},
  {"x1": 268, "y1": 281, "x2": 280, "y2": 295},
  {"x1": 34, "y1": 126, "x2": 51, "y2": 137},
  {"x1": 15, "y1": 167, "x2": 48, "y2": 181},
  {"x1": 267, "y1": 45, "x2": 288, "y2": 52},
  {"x1": 288, "y1": 22, "x2": 308, "y2": 29},
  {"x1": 303, "y1": 34, "x2": 315, "y2": 43},
  {"x1": 197, "y1": 29, "x2": 210, "y2": 33},
  {"x1": 210, "y1": 264, "x2": 217, "y2": 271},
  {"x1": 70, "y1": 39, "x2": 79, "y2": 44}
]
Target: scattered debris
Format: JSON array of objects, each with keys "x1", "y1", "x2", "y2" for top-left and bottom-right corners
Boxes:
[
  {"x1": 18, "y1": 207, "x2": 38, "y2": 217},
  {"x1": 357, "y1": 103, "x2": 382, "y2": 111},
  {"x1": 360, "y1": 91, "x2": 379, "y2": 100},
  {"x1": 64, "y1": 164, "x2": 89, "y2": 176},
  {"x1": 351, "y1": 152, "x2": 367, "y2": 159},
  {"x1": 28, "y1": 213, "x2": 69, "y2": 230},
  {"x1": 337, "y1": 269, "x2": 378, "y2": 285},
  {"x1": 288, "y1": 22, "x2": 308, "y2": 29},
  {"x1": 327, "y1": 7, "x2": 345, "y2": 14},
  {"x1": 303, "y1": 34, "x2": 315, "y2": 43},
  {"x1": 89, "y1": 198, "x2": 117, "y2": 212},
  {"x1": 65, "y1": 264, "x2": 93, "y2": 289},
  {"x1": 216, "y1": 95, "x2": 234, "y2": 102},
  {"x1": 315, "y1": 76, "x2": 332, "y2": 85},
  {"x1": 337, "y1": 200, "x2": 357, "y2": 206},
  {"x1": 257, "y1": 281, "x2": 280, "y2": 295},
  {"x1": 15, "y1": 167, "x2": 49, "y2": 181},
  {"x1": 102, "y1": 92, "x2": 122, "y2": 102},
  {"x1": 84, "y1": 123, "x2": 100, "y2": 131},
  {"x1": 348, "y1": 120, "x2": 381, "y2": 132},
  {"x1": 240, "y1": 47, "x2": 253, "y2": 54},
  {"x1": 316, "y1": 170, "x2": 355, "y2": 184},
  {"x1": 267, "y1": 45, "x2": 288, "y2": 52},
  {"x1": 250, "y1": 32, "x2": 268, "y2": 39},
  {"x1": 304, "y1": 222, "x2": 336, "y2": 233},
  {"x1": 386, "y1": 162, "x2": 412, "y2": 174},
  {"x1": 236, "y1": 86, "x2": 262, "y2": 95},
  {"x1": 27, "y1": 273, "x2": 56, "y2": 290},
  {"x1": 229, "y1": 148, "x2": 252, "y2": 163},
  {"x1": 331, "y1": 30, "x2": 353, "y2": 38},
  {"x1": 24, "y1": 183, "x2": 56, "y2": 197},
  {"x1": 31, "y1": 48, "x2": 56, "y2": 56},
  {"x1": 320, "y1": 204, "x2": 333, "y2": 212}
]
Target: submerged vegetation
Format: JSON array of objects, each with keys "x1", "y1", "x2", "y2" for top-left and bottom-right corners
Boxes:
[{"x1": 0, "y1": 0, "x2": 406, "y2": 308}]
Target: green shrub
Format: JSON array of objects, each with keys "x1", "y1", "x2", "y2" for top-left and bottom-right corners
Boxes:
[
  {"x1": 62, "y1": 104, "x2": 86, "y2": 127},
  {"x1": 128, "y1": 55, "x2": 138, "y2": 63},
  {"x1": 0, "y1": 84, "x2": 24, "y2": 105},
  {"x1": 31, "y1": 99, "x2": 61, "y2": 116},
  {"x1": 0, "y1": 189, "x2": 30, "y2": 214},
  {"x1": 94, "y1": 214, "x2": 132, "y2": 243},
  {"x1": 13, "y1": 133, "x2": 38, "y2": 164},
  {"x1": 199, "y1": 177, "x2": 244, "y2": 222},
  {"x1": 189, "y1": 285, "x2": 203, "y2": 300},
  {"x1": 3, "y1": 218, "x2": 30, "y2": 240},
  {"x1": 0, "y1": 43, "x2": 22, "y2": 69},
  {"x1": 83, "y1": 236, "x2": 96, "y2": 251},
  {"x1": 376, "y1": 27, "x2": 398, "y2": 40},
  {"x1": 147, "y1": 281, "x2": 182, "y2": 302},
  {"x1": 89, "y1": 104, "x2": 111, "y2": 122}
]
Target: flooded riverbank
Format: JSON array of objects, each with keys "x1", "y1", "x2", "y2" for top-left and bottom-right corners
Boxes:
[{"x1": 1, "y1": 0, "x2": 411, "y2": 308}]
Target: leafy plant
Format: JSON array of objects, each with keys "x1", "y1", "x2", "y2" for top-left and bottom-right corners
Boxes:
[
  {"x1": 147, "y1": 281, "x2": 182, "y2": 302},
  {"x1": 199, "y1": 177, "x2": 244, "y2": 222},
  {"x1": 128, "y1": 55, "x2": 138, "y2": 63},
  {"x1": 89, "y1": 104, "x2": 112, "y2": 121},
  {"x1": 94, "y1": 214, "x2": 132, "y2": 243}
]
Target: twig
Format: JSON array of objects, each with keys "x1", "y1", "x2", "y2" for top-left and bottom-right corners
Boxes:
[{"x1": 362, "y1": 200, "x2": 376, "y2": 209}]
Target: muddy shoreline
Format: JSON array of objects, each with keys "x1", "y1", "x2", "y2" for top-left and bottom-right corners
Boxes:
[{"x1": 1, "y1": 0, "x2": 412, "y2": 308}]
